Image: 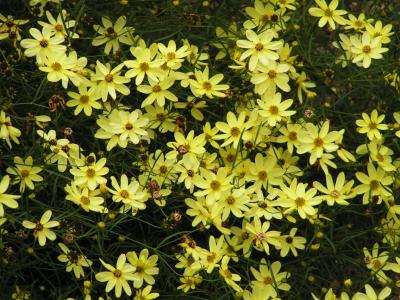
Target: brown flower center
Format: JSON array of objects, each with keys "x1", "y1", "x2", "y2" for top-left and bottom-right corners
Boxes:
[
  {"x1": 55, "y1": 24, "x2": 64, "y2": 32},
  {"x1": 80, "y1": 95, "x2": 89, "y2": 104},
  {"x1": 258, "y1": 171, "x2": 267, "y2": 181},
  {"x1": 370, "y1": 180, "x2": 379, "y2": 190},
  {"x1": 255, "y1": 43, "x2": 264, "y2": 51},
  {"x1": 120, "y1": 190, "x2": 129, "y2": 198},
  {"x1": 20, "y1": 169, "x2": 30, "y2": 178},
  {"x1": 313, "y1": 137, "x2": 324, "y2": 147},
  {"x1": 105, "y1": 74, "x2": 113, "y2": 82},
  {"x1": 230, "y1": 127, "x2": 240, "y2": 137},
  {"x1": 52, "y1": 62, "x2": 62, "y2": 71},
  {"x1": 40, "y1": 40, "x2": 49, "y2": 47},
  {"x1": 139, "y1": 62, "x2": 149, "y2": 72},
  {"x1": 269, "y1": 105, "x2": 279, "y2": 115},
  {"x1": 113, "y1": 269, "x2": 122, "y2": 278},
  {"x1": 80, "y1": 196, "x2": 90, "y2": 205},
  {"x1": 125, "y1": 123, "x2": 133, "y2": 130},
  {"x1": 268, "y1": 70, "x2": 277, "y2": 79},
  {"x1": 202, "y1": 81, "x2": 212, "y2": 91},
  {"x1": 362, "y1": 45, "x2": 372, "y2": 54},
  {"x1": 295, "y1": 197, "x2": 305, "y2": 207},
  {"x1": 152, "y1": 85, "x2": 162, "y2": 93},
  {"x1": 210, "y1": 180, "x2": 221, "y2": 191},
  {"x1": 86, "y1": 168, "x2": 96, "y2": 178}
]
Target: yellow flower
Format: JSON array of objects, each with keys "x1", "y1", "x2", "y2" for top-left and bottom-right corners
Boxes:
[
  {"x1": 92, "y1": 16, "x2": 134, "y2": 55},
  {"x1": 0, "y1": 110, "x2": 21, "y2": 148},
  {"x1": 362, "y1": 243, "x2": 391, "y2": 284},
  {"x1": 344, "y1": 13, "x2": 373, "y2": 31},
  {"x1": 0, "y1": 175, "x2": 21, "y2": 217},
  {"x1": 67, "y1": 84, "x2": 102, "y2": 116},
  {"x1": 38, "y1": 10, "x2": 78, "y2": 40},
  {"x1": 125, "y1": 46, "x2": 164, "y2": 85},
  {"x1": 353, "y1": 284, "x2": 391, "y2": 300},
  {"x1": 351, "y1": 32, "x2": 389, "y2": 68},
  {"x1": 157, "y1": 40, "x2": 190, "y2": 70},
  {"x1": 20, "y1": 27, "x2": 66, "y2": 64},
  {"x1": 308, "y1": 0, "x2": 347, "y2": 30},
  {"x1": 91, "y1": 61, "x2": 130, "y2": 101},
  {"x1": 276, "y1": 178, "x2": 321, "y2": 219},
  {"x1": 0, "y1": 14, "x2": 28, "y2": 41},
  {"x1": 246, "y1": 216, "x2": 281, "y2": 254},
  {"x1": 365, "y1": 21, "x2": 394, "y2": 44},
  {"x1": 257, "y1": 92, "x2": 295, "y2": 127},
  {"x1": 166, "y1": 130, "x2": 206, "y2": 162},
  {"x1": 356, "y1": 109, "x2": 388, "y2": 140},
  {"x1": 247, "y1": 153, "x2": 284, "y2": 192},
  {"x1": 6, "y1": 156, "x2": 43, "y2": 193},
  {"x1": 189, "y1": 66, "x2": 229, "y2": 98},
  {"x1": 218, "y1": 256, "x2": 242, "y2": 292},
  {"x1": 276, "y1": 123, "x2": 302, "y2": 153},
  {"x1": 126, "y1": 248, "x2": 159, "y2": 288},
  {"x1": 355, "y1": 163, "x2": 393, "y2": 204},
  {"x1": 57, "y1": 242, "x2": 92, "y2": 278},
  {"x1": 313, "y1": 172, "x2": 355, "y2": 206},
  {"x1": 137, "y1": 78, "x2": 177, "y2": 107},
  {"x1": 177, "y1": 274, "x2": 202, "y2": 293},
  {"x1": 95, "y1": 253, "x2": 138, "y2": 298},
  {"x1": 134, "y1": 285, "x2": 160, "y2": 300},
  {"x1": 22, "y1": 209, "x2": 60, "y2": 246},
  {"x1": 215, "y1": 111, "x2": 252, "y2": 148},
  {"x1": 109, "y1": 174, "x2": 146, "y2": 210},
  {"x1": 69, "y1": 157, "x2": 109, "y2": 190},
  {"x1": 251, "y1": 61, "x2": 290, "y2": 95},
  {"x1": 65, "y1": 183, "x2": 107, "y2": 213},
  {"x1": 277, "y1": 228, "x2": 306, "y2": 257},
  {"x1": 236, "y1": 29, "x2": 282, "y2": 71}
]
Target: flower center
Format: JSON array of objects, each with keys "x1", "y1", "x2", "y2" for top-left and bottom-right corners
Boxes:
[
  {"x1": 258, "y1": 171, "x2": 267, "y2": 181},
  {"x1": 80, "y1": 196, "x2": 90, "y2": 205},
  {"x1": 268, "y1": 70, "x2": 277, "y2": 79},
  {"x1": 255, "y1": 42, "x2": 264, "y2": 51},
  {"x1": 187, "y1": 169, "x2": 194, "y2": 177},
  {"x1": 288, "y1": 131, "x2": 297, "y2": 141},
  {"x1": 167, "y1": 52, "x2": 176, "y2": 60},
  {"x1": 370, "y1": 180, "x2": 379, "y2": 190},
  {"x1": 139, "y1": 62, "x2": 149, "y2": 72},
  {"x1": 113, "y1": 269, "x2": 122, "y2": 278},
  {"x1": 20, "y1": 169, "x2": 30, "y2": 178},
  {"x1": 202, "y1": 81, "x2": 212, "y2": 91},
  {"x1": 105, "y1": 74, "x2": 113, "y2": 82},
  {"x1": 362, "y1": 45, "x2": 372, "y2": 54},
  {"x1": 120, "y1": 190, "x2": 129, "y2": 198},
  {"x1": 226, "y1": 196, "x2": 235, "y2": 205},
  {"x1": 55, "y1": 24, "x2": 64, "y2": 32},
  {"x1": 152, "y1": 85, "x2": 162, "y2": 93},
  {"x1": 80, "y1": 95, "x2": 89, "y2": 104},
  {"x1": 368, "y1": 122, "x2": 377, "y2": 129},
  {"x1": 40, "y1": 40, "x2": 49, "y2": 47},
  {"x1": 210, "y1": 180, "x2": 221, "y2": 191},
  {"x1": 52, "y1": 62, "x2": 62, "y2": 71},
  {"x1": 125, "y1": 123, "x2": 133, "y2": 130},
  {"x1": 264, "y1": 276, "x2": 273, "y2": 285},
  {"x1": 372, "y1": 259, "x2": 381, "y2": 269},
  {"x1": 230, "y1": 127, "x2": 240, "y2": 137},
  {"x1": 295, "y1": 197, "x2": 305, "y2": 207},
  {"x1": 313, "y1": 137, "x2": 324, "y2": 147},
  {"x1": 269, "y1": 105, "x2": 279, "y2": 115},
  {"x1": 286, "y1": 236, "x2": 293, "y2": 243},
  {"x1": 86, "y1": 168, "x2": 96, "y2": 178},
  {"x1": 330, "y1": 190, "x2": 340, "y2": 198},
  {"x1": 324, "y1": 9, "x2": 333, "y2": 17}
]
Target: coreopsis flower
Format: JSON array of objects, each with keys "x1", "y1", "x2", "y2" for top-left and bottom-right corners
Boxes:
[
  {"x1": 246, "y1": 217, "x2": 281, "y2": 254},
  {"x1": 0, "y1": 175, "x2": 21, "y2": 217},
  {"x1": 216, "y1": 188, "x2": 250, "y2": 221},
  {"x1": 57, "y1": 243, "x2": 92, "y2": 278},
  {"x1": 0, "y1": 110, "x2": 21, "y2": 148},
  {"x1": 351, "y1": 32, "x2": 389, "y2": 68},
  {"x1": 297, "y1": 121, "x2": 341, "y2": 165},
  {"x1": 95, "y1": 253, "x2": 138, "y2": 298},
  {"x1": 175, "y1": 155, "x2": 200, "y2": 193},
  {"x1": 109, "y1": 109, "x2": 149, "y2": 144},
  {"x1": 92, "y1": 16, "x2": 134, "y2": 55},
  {"x1": 313, "y1": 172, "x2": 355, "y2": 206},
  {"x1": 134, "y1": 285, "x2": 160, "y2": 300},
  {"x1": 365, "y1": 21, "x2": 394, "y2": 44},
  {"x1": 38, "y1": 10, "x2": 78, "y2": 40},
  {"x1": 177, "y1": 274, "x2": 203, "y2": 293},
  {"x1": 0, "y1": 14, "x2": 28, "y2": 41},
  {"x1": 356, "y1": 109, "x2": 388, "y2": 140},
  {"x1": 355, "y1": 163, "x2": 393, "y2": 204},
  {"x1": 344, "y1": 13, "x2": 373, "y2": 31},
  {"x1": 277, "y1": 228, "x2": 306, "y2": 257},
  {"x1": 308, "y1": 0, "x2": 347, "y2": 30},
  {"x1": 251, "y1": 61, "x2": 291, "y2": 95},
  {"x1": 65, "y1": 183, "x2": 107, "y2": 213},
  {"x1": 157, "y1": 40, "x2": 190, "y2": 70},
  {"x1": 109, "y1": 174, "x2": 147, "y2": 210},
  {"x1": 22, "y1": 210, "x2": 60, "y2": 246},
  {"x1": 69, "y1": 157, "x2": 109, "y2": 190},
  {"x1": 362, "y1": 243, "x2": 392, "y2": 283},
  {"x1": 257, "y1": 92, "x2": 295, "y2": 127},
  {"x1": 166, "y1": 130, "x2": 206, "y2": 162},
  {"x1": 67, "y1": 84, "x2": 102, "y2": 116},
  {"x1": 126, "y1": 248, "x2": 159, "y2": 288},
  {"x1": 292, "y1": 71, "x2": 317, "y2": 103},
  {"x1": 137, "y1": 78, "x2": 178, "y2": 107},
  {"x1": 243, "y1": 1, "x2": 285, "y2": 30},
  {"x1": 91, "y1": 61, "x2": 130, "y2": 101},
  {"x1": 20, "y1": 27, "x2": 66, "y2": 64},
  {"x1": 143, "y1": 104, "x2": 176, "y2": 133},
  {"x1": 236, "y1": 29, "x2": 282, "y2": 71},
  {"x1": 189, "y1": 66, "x2": 229, "y2": 98},
  {"x1": 174, "y1": 96, "x2": 208, "y2": 121},
  {"x1": 6, "y1": 156, "x2": 43, "y2": 193},
  {"x1": 218, "y1": 256, "x2": 242, "y2": 292},
  {"x1": 276, "y1": 178, "x2": 321, "y2": 219},
  {"x1": 276, "y1": 123, "x2": 302, "y2": 153},
  {"x1": 250, "y1": 259, "x2": 291, "y2": 299},
  {"x1": 353, "y1": 285, "x2": 391, "y2": 300},
  {"x1": 125, "y1": 46, "x2": 164, "y2": 85},
  {"x1": 215, "y1": 111, "x2": 253, "y2": 148},
  {"x1": 39, "y1": 51, "x2": 83, "y2": 88},
  {"x1": 194, "y1": 167, "x2": 233, "y2": 206}
]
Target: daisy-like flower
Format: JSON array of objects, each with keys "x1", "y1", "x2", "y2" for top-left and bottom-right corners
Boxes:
[
  {"x1": 251, "y1": 61, "x2": 290, "y2": 95},
  {"x1": 362, "y1": 243, "x2": 392, "y2": 283},
  {"x1": 69, "y1": 157, "x2": 109, "y2": 190},
  {"x1": 127, "y1": 248, "x2": 159, "y2": 288},
  {"x1": 57, "y1": 243, "x2": 92, "y2": 279},
  {"x1": 308, "y1": 0, "x2": 347, "y2": 30},
  {"x1": 108, "y1": 109, "x2": 149, "y2": 144},
  {"x1": 276, "y1": 123, "x2": 302, "y2": 153},
  {"x1": 125, "y1": 46, "x2": 164, "y2": 85},
  {"x1": 313, "y1": 172, "x2": 355, "y2": 206},
  {"x1": 92, "y1": 16, "x2": 134, "y2": 55},
  {"x1": 236, "y1": 29, "x2": 282, "y2": 71},
  {"x1": 177, "y1": 274, "x2": 203, "y2": 293},
  {"x1": 22, "y1": 210, "x2": 60, "y2": 246},
  {"x1": 91, "y1": 61, "x2": 131, "y2": 101},
  {"x1": 143, "y1": 104, "x2": 176, "y2": 133},
  {"x1": 38, "y1": 10, "x2": 78, "y2": 40},
  {"x1": 215, "y1": 111, "x2": 252, "y2": 148},
  {"x1": 344, "y1": 13, "x2": 373, "y2": 31},
  {"x1": 250, "y1": 259, "x2": 291, "y2": 299},
  {"x1": 216, "y1": 188, "x2": 250, "y2": 221},
  {"x1": 277, "y1": 228, "x2": 306, "y2": 257},
  {"x1": 297, "y1": 121, "x2": 341, "y2": 165},
  {"x1": 353, "y1": 284, "x2": 391, "y2": 300},
  {"x1": 134, "y1": 285, "x2": 160, "y2": 300},
  {"x1": 366, "y1": 21, "x2": 394, "y2": 44},
  {"x1": 218, "y1": 256, "x2": 242, "y2": 292},
  {"x1": 0, "y1": 175, "x2": 21, "y2": 217},
  {"x1": 67, "y1": 84, "x2": 102, "y2": 116},
  {"x1": 0, "y1": 110, "x2": 21, "y2": 148},
  {"x1": 137, "y1": 78, "x2": 177, "y2": 107},
  {"x1": 276, "y1": 178, "x2": 321, "y2": 219},
  {"x1": 0, "y1": 14, "x2": 28, "y2": 41},
  {"x1": 174, "y1": 96, "x2": 208, "y2": 121},
  {"x1": 355, "y1": 163, "x2": 393, "y2": 204},
  {"x1": 189, "y1": 66, "x2": 229, "y2": 98},
  {"x1": 351, "y1": 32, "x2": 389, "y2": 68},
  {"x1": 194, "y1": 167, "x2": 233, "y2": 206},
  {"x1": 247, "y1": 153, "x2": 284, "y2": 192},
  {"x1": 157, "y1": 40, "x2": 190, "y2": 70},
  {"x1": 356, "y1": 109, "x2": 388, "y2": 140},
  {"x1": 175, "y1": 155, "x2": 200, "y2": 193},
  {"x1": 20, "y1": 27, "x2": 66, "y2": 64},
  {"x1": 246, "y1": 217, "x2": 281, "y2": 254},
  {"x1": 257, "y1": 92, "x2": 295, "y2": 127},
  {"x1": 109, "y1": 174, "x2": 147, "y2": 210},
  {"x1": 65, "y1": 183, "x2": 107, "y2": 213},
  {"x1": 95, "y1": 253, "x2": 138, "y2": 298},
  {"x1": 166, "y1": 130, "x2": 206, "y2": 162},
  {"x1": 200, "y1": 235, "x2": 226, "y2": 273},
  {"x1": 6, "y1": 156, "x2": 43, "y2": 193}
]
